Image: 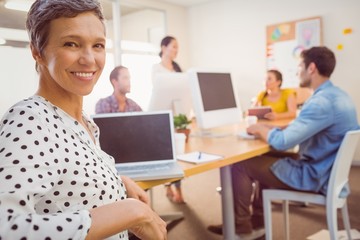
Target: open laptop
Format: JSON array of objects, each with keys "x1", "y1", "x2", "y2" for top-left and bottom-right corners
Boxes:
[{"x1": 91, "y1": 110, "x2": 184, "y2": 181}]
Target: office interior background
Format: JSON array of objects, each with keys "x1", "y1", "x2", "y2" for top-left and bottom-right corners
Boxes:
[{"x1": 1, "y1": 0, "x2": 360, "y2": 162}]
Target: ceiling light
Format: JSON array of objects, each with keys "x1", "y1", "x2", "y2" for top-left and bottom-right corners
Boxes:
[
  {"x1": 0, "y1": 38, "x2": 6, "y2": 45},
  {"x1": 5, "y1": 0, "x2": 33, "y2": 12}
]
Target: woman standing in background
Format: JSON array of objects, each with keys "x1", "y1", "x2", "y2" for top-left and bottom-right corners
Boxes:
[{"x1": 152, "y1": 36, "x2": 185, "y2": 204}]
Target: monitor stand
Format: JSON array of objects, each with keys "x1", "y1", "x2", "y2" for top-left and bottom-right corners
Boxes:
[{"x1": 191, "y1": 128, "x2": 233, "y2": 138}]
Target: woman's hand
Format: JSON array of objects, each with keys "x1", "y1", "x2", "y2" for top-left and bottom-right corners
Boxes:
[
  {"x1": 129, "y1": 201, "x2": 167, "y2": 240},
  {"x1": 264, "y1": 112, "x2": 278, "y2": 120},
  {"x1": 88, "y1": 199, "x2": 166, "y2": 240},
  {"x1": 121, "y1": 175, "x2": 150, "y2": 205}
]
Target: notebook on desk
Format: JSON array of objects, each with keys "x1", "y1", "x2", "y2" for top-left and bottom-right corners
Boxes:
[{"x1": 92, "y1": 111, "x2": 184, "y2": 181}]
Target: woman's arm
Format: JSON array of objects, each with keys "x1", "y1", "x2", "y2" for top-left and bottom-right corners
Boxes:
[{"x1": 87, "y1": 199, "x2": 167, "y2": 240}]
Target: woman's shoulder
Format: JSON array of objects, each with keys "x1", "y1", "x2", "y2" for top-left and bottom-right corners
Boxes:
[
  {"x1": 2, "y1": 96, "x2": 50, "y2": 117},
  {"x1": 281, "y1": 88, "x2": 296, "y2": 97},
  {"x1": 0, "y1": 96, "x2": 55, "y2": 135},
  {"x1": 257, "y1": 90, "x2": 266, "y2": 99},
  {"x1": 152, "y1": 63, "x2": 171, "y2": 73},
  {"x1": 281, "y1": 88, "x2": 296, "y2": 94}
]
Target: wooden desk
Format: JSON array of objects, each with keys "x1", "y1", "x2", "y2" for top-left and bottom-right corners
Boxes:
[
  {"x1": 137, "y1": 119, "x2": 290, "y2": 189},
  {"x1": 137, "y1": 132, "x2": 271, "y2": 189},
  {"x1": 137, "y1": 119, "x2": 291, "y2": 239}
]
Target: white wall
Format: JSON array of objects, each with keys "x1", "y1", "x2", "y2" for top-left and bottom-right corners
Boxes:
[
  {"x1": 186, "y1": 0, "x2": 360, "y2": 161},
  {"x1": 0, "y1": 47, "x2": 37, "y2": 115},
  {"x1": 121, "y1": 0, "x2": 190, "y2": 69}
]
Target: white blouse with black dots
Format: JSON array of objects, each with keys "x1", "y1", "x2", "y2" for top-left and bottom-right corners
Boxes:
[{"x1": 0, "y1": 95, "x2": 128, "y2": 240}]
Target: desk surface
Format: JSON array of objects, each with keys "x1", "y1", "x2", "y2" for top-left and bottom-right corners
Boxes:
[{"x1": 136, "y1": 119, "x2": 290, "y2": 189}]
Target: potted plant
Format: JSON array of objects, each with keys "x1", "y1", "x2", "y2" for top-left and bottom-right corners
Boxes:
[{"x1": 173, "y1": 114, "x2": 192, "y2": 142}]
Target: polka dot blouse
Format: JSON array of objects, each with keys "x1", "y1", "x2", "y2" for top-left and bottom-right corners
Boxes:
[{"x1": 0, "y1": 96, "x2": 128, "y2": 240}]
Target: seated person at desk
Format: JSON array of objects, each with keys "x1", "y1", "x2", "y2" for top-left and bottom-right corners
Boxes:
[
  {"x1": 253, "y1": 69, "x2": 297, "y2": 120},
  {"x1": 95, "y1": 65, "x2": 142, "y2": 114},
  {"x1": 208, "y1": 46, "x2": 359, "y2": 239},
  {"x1": 0, "y1": 1, "x2": 166, "y2": 239}
]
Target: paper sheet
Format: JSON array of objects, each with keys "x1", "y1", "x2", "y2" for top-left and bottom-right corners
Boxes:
[
  {"x1": 307, "y1": 229, "x2": 360, "y2": 240},
  {"x1": 177, "y1": 151, "x2": 223, "y2": 164}
]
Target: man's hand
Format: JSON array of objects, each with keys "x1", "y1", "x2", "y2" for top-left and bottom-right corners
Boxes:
[{"x1": 247, "y1": 123, "x2": 274, "y2": 141}]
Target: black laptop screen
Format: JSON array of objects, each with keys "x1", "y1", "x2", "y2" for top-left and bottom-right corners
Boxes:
[{"x1": 93, "y1": 113, "x2": 174, "y2": 163}]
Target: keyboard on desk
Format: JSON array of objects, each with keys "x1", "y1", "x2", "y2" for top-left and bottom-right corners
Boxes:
[
  {"x1": 115, "y1": 161, "x2": 184, "y2": 181},
  {"x1": 117, "y1": 163, "x2": 171, "y2": 174}
]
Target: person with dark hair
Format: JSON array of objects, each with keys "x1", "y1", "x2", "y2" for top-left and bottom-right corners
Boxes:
[
  {"x1": 0, "y1": 0, "x2": 166, "y2": 239},
  {"x1": 151, "y1": 36, "x2": 182, "y2": 82},
  {"x1": 95, "y1": 65, "x2": 142, "y2": 114},
  {"x1": 208, "y1": 46, "x2": 359, "y2": 239},
  {"x1": 253, "y1": 69, "x2": 297, "y2": 120},
  {"x1": 151, "y1": 36, "x2": 185, "y2": 204}
]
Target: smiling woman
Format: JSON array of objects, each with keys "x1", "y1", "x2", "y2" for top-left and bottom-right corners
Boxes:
[
  {"x1": 34, "y1": 11, "x2": 106, "y2": 113},
  {"x1": 0, "y1": 0, "x2": 167, "y2": 240}
]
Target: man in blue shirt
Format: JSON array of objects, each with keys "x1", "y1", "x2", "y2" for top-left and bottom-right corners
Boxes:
[{"x1": 208, "y1": 46, "x2": 359, "y2": 239}]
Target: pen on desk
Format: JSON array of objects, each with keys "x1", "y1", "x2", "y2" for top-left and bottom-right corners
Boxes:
[{"x1": 198, "y1": 152, "x2": 202, "y2": 160}]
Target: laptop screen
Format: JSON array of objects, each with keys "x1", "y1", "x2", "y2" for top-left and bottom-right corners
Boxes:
[{"x1": 92, "y1": 111, "x2": 175, "y2": 165}]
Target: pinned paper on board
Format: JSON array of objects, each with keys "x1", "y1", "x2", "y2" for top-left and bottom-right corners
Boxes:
[
  {"x1": 343, "y1": 28, "x2": 353, "y2": 35},
  {"x1": 336, "y1": 28, "x2": 354, "y2": 51}
]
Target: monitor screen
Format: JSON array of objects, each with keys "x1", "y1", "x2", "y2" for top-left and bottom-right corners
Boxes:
[
  {"x1": 197, "y1": 72, "x2": 237, "y2": 111},
  {"x1": 148, "y1": 72, "x2": 193, "y2": 117},
  {"x1": 189, "y1": 70, "x2": 243, "y2": 130}
]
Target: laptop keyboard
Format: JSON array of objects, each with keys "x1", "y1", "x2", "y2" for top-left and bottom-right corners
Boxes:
[{"x1": 118, "y1": 163, "x2": 171, "y2": 173}]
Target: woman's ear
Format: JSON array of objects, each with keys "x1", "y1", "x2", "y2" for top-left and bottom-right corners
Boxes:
[{"x1": 30, "y1": 43, "x2": 42, "y2": 62}]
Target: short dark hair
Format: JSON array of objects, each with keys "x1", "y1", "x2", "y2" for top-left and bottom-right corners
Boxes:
[
  {"x1": 267, "y1": 69, "x2": 283, "y2": 87},
  {"x1": 109, "y1": 65, "x2": 128, "y2": 83},
  {"x1": 300, "y1": 46, "x2": 336, "y2": 77},
  {"x1": 26, "y1": 0, "x2": 105, "y2": 58}
]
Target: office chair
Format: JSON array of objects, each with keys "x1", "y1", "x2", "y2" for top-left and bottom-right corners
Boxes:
[{"x1": 262, "y1": 129, "x2": 360, "y2": 240}]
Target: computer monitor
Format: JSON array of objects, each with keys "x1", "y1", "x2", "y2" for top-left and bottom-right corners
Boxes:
[
  {"x1": 148, "y1": 72, "x2": 193, "y2": 117},
  {"x1": 188, "y1": 69, "x2": 243, "y2": 132}
]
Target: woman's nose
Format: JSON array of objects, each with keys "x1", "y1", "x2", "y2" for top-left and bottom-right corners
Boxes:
[{"x1": 79, "y1": 48, "x2": 95, "y2": 65}]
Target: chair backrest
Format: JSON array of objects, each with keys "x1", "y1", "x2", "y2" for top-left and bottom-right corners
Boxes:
[{"x1": 327, "y1": 129, "x2": 360, "y2": 202}]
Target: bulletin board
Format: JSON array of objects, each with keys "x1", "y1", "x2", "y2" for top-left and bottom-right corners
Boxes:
[{"x1": 266, "y1": 16, "x2": 322, "y2": 87}]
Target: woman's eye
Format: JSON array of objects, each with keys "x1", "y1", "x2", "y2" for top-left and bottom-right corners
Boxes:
[
  {"x1": 64, "y1": 42, "x2": 77, "y2": 47},
  {"x1": 94, "y1": 43, "x2": 105, "y2": 49}
]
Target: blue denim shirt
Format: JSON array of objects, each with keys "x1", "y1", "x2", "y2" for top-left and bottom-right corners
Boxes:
[{"x1": 268, "y1": 81, "x2": 359, "y2": 195}]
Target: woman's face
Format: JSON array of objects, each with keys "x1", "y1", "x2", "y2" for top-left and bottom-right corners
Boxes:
[
  {"x1": 162, "y1": 39, "x2": 179, "y2": 60},
  {"x1": 36, "y1": 12, "x2": 106, "y2": 98},
  {"x1": 265, "y1": 72, "x2": 281, "y2": 90}
]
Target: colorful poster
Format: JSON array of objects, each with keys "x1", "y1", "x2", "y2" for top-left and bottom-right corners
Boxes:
[{"x1": 266, "y1": 17, "x2": 322, "y2": 88}]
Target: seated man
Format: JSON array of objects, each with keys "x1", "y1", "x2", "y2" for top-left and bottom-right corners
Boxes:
[
  {"x1": 95, "y1": 65, "x2": 142, "y2": 113},
  {"x1": 208, "y1": 46, "x2": 359, "y2": 239}
]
